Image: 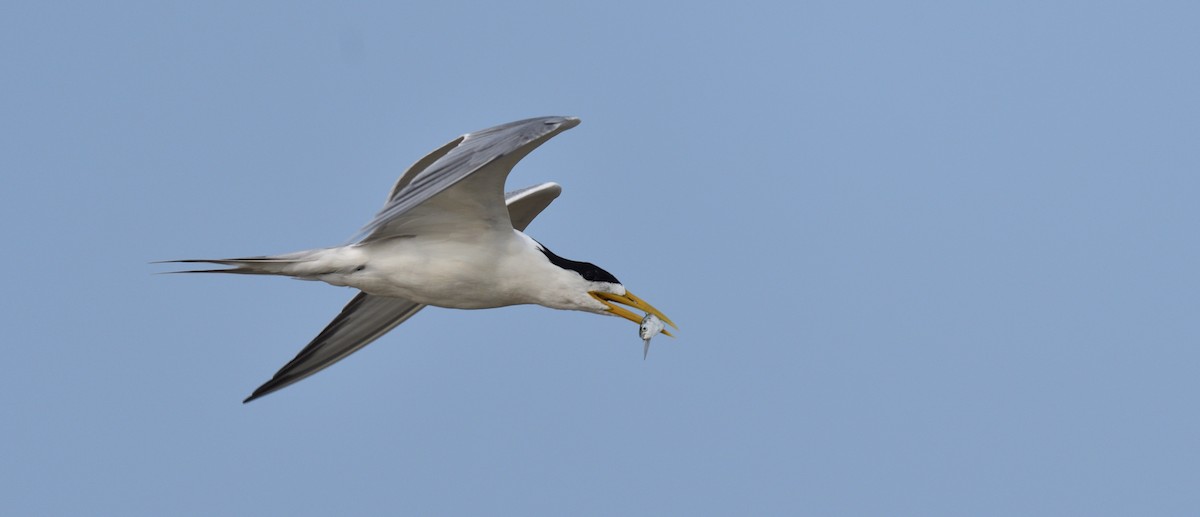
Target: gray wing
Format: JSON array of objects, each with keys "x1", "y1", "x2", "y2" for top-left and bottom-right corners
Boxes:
[
  {"x1": 504, "y1": 181, "x2": 563, "y2": 230},
  {"x1": 355, "y1": 116, "x2": 578, "y2": 241},
  {"x1": 243, "y1": 293, "x2": 423, "y2": 403},
  {"x1": 243, "y1": 182, "x2": 563, "y2": 403}
]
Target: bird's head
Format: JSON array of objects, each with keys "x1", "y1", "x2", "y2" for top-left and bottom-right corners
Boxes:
[{"x1": 535, "y1": 241, "x2": 677, "y2": 335}]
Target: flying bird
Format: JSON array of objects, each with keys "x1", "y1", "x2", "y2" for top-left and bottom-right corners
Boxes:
[{"x1": 168, "y1": 116, "x2": 676, "y2": 402}]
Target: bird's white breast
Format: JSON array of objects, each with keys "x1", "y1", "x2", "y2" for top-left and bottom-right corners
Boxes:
[{"x1": 343, "y1": 230, "x2": 566, "y2": 309}]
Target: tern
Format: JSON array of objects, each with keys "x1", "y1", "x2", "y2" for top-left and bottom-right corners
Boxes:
[{"x1": 168, "y1": 116, "x2": 677, "y2": 403}]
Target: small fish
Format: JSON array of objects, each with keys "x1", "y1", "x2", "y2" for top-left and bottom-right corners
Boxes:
[{"x1": 639, "y1": 313, "x2": 665, "y2": 360}]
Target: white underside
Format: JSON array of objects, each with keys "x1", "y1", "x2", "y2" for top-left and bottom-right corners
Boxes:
[{"x1": 304, "y1": 230, "x2": 607, "y2": 312}]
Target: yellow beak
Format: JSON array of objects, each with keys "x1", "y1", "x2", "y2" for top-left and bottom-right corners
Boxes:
[{"x1": 590, "y1": 291, "x2": 678, "y2": 337}]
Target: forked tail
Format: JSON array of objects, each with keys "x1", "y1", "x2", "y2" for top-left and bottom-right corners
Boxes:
[{"x1": 159, "y1": 248, "x2": 362, "y2": 279}]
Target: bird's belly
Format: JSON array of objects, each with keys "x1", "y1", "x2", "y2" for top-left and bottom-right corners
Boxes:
[
  {"x1": 345, "y1": 237, "x2": 531, "y2": 309},
  {"x1": 358, "y1": 272, "x2": 522, "y2": 309}
]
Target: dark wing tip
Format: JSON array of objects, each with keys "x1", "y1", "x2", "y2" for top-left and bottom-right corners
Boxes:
[
  {"x1": 243, "y1": 383, "x2": 278, "y2": 404},
  {"x1": 243, "y1": 371, "x2": 301, "y2": 402},
  {"x1": 240, "y1": 355, "x2": 316, "y2": 404}
]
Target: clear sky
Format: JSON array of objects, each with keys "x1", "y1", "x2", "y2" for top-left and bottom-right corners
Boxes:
[{"x1": 3, "y1": 1, "x2": 1198, "y2": 515}]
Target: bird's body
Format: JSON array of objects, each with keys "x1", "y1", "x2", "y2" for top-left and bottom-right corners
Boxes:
[
  {"x1": 263, "y1": 230, "x2": 606, "y2": 312},
  {"x1": 168, "y1": 116, "x2": 675, "y2": 402},
  {"x1": 344, "y1": 231, "x2": 540, "y2": 307}
]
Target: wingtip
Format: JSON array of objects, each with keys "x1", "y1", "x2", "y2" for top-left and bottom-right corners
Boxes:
[
  {"x1": 243, "y1": 390, "x2": 265, "y2": 404},
  {"x1": 243, "y1": 381, "x2": 279, "y2": 403},
  {"x1": 243, "y1": 374, "x2": 294, "y2": 404},
  {"x1": 243, "y1": 381, "x2": 277, "y2": 404}
]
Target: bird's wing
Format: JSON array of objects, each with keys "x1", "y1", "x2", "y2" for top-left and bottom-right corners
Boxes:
[
  {"x1": 243, "y1": 293, "x2": 423, "y2": 403},
  {"x1": 504, "y1": 181, "x2": 563, "y2": 230},
  {"x1": 244, "y1": 182, "x2": 564, "y2": 403},
  {"x1": 355, "y1": 116, "x2": 578, "y2": 241}
]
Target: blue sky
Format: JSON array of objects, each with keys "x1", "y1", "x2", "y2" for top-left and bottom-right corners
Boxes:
[{"x1": 3, "y1": 1, "x2": 1198, "y2": 515}]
